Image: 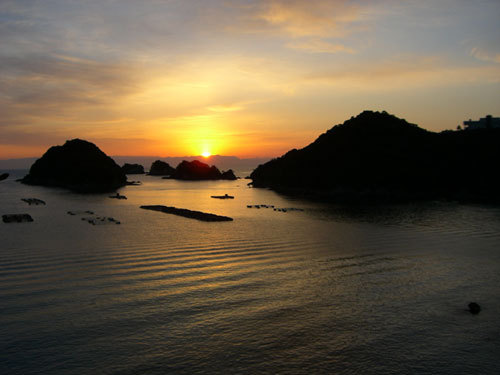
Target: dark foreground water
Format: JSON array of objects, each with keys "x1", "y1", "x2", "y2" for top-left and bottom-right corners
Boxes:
[{"x1": 1, "y1": 171, "x2": 500, "y2": 374}]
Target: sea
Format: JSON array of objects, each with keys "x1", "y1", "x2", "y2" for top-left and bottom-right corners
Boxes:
[{"x1": 1, "y1": 169, "x2": 500, "y2": 374}]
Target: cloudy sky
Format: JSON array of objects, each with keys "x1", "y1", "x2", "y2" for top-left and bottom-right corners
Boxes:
[{"x1": 1, "y1": 0, "x2": 499, "y2": 158}]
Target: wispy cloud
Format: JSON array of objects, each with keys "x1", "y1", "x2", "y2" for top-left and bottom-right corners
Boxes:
[
  {"x1": 286, "y1": 38, "x2": 354, "y2": 54},
  {"x1": 253, "y1": 0, "x2": 362, "y2": 38},
  {"x1": 207, "y1": 105, "x2": 245, "y2": 113},
  {"x1": 470, "y1": 47, "x2": 500, "y2": 64},
  {"x1": 303, "y1": 56, "x2": 500, "y2": 89}
]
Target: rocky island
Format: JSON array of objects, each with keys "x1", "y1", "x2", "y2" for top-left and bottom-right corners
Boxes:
[
  {"x1": 250, "y1": 111, "x2": 500, "y2": 203},
  {"x1": 171, "y1": 160, "x2": 237, "y2": 180},
  {"x1": 148, "y1": 160, "x2": 176, "y2": 176},
  {"x1": 122, "y1": 163, "x2": 144, "y2": 174},
  {"x1": 21, "y1": 139, "x2": 127, "y2": 193}
]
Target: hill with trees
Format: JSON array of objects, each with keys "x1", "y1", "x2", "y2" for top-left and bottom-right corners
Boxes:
[{"x1": 250, "y1": 111, "x2": 500, "y2": 203}]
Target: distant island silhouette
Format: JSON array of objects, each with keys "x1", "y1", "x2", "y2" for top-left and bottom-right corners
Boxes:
[
  {"x1": 148, "y1": 160, "x2": 176, "y2": 176},
  {"x1": 169, "y1": 160, "x2": 237, "y2": 180},
  {"x1": 250, "y1": 111, "x2": 500, "y2": 203},
  {"x1": 20, "y1": 139, "x2": 238, "y2": 193},
  {"x1": 21, "y1": 139, "x2": 127, "y2": 193},
  {"x1": 121, "y1": 163, "x2": 145, "y2": 174}
]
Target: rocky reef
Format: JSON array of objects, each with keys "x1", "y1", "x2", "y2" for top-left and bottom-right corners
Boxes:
[
  {"x1": 21, "y1": 139, "x2": 127, "y2": 193},
  {"x1": 141, "y1": 205, "x2": 233, "y2": 222},
  {"x1": 3, "y1": 214, "x2": 34, "y2": 223}
]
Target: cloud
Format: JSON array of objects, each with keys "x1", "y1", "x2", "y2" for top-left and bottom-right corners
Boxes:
[
  {"x1": 221, "y1": 0, "x2": 365, "y2": 54},
  {"x1": 470, "y1": 47, "x2": 500, "y2": 64},
  {"x1": 303, "y1": 56, "x2": 500, "y2": 89},
  {"x1": 207, "y1": 105, "x2": 244, "y2": 112},
  {"x1": 254, "y1": 0, "x2": 361, "y2": 38},
  {"x1": 286, "y1": 38, "x2": 354, "y2": 54},
  {"x1": 0, "y1": 53, "x2": 142, "y2": 128}
]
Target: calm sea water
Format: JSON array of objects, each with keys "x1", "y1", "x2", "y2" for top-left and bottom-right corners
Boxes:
[{"x1": 1, "y1": 170, "x2": 500, "y2": 374}]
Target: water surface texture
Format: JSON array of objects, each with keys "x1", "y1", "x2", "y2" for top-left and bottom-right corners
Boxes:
[{"x1": 1, "y1": 172, "x2": 500, "y2": 374}]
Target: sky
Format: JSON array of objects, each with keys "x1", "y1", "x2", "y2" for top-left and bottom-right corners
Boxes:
[{"x1": 1, "y1": 0, "x2": 499, "y2": 159}]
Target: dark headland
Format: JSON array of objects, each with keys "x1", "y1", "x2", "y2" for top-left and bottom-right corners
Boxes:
[
  {"x1": 250, "y1": 111, "x2": 500, "y2": 203},
  {"x1": 21, "y1": 139, "x2": 127, "y2": 193}
]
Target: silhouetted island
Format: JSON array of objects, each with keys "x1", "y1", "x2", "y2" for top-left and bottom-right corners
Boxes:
[
  {"x1": 21, "y1": 139, "x2": 127, "y2": 193},
  {"x1": 148, "y1": 160, "x2": 176, "y2": 176},
  {"x1": 171, "y1": 160, "x2": 237, "y2": 180},
  {"x1": 122, "y1": 163, "x2": 144, "y2": 174},
  {"x1": 250, "y1": 111, "x2": 500, "y2": 203}
]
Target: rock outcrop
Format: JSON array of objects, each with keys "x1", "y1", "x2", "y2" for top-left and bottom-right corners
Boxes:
[
  {"x1": 148, "y1": 160, "x2": 175, "y2": 176},
  {"x1": 21, "y1": 198, "x2": 46, "y2": 205},
  {"x1": 468, "y1": 302, "x2": 481, "y2": 314},
  {"x1": 122, "y1": 163, "x2": 144, "y2": 174},
  {"x1": 3, "y1": 214, "x2": 34, "y2": 223},
  {"x1": 21, "y1": 139, "x2": 127, "y2": 193},
  {"x1": 221, "y1": 169, "x2": 237, "y2": 180},
  {"x1": 173, "y1": 160, "x2": 221, "y2": 180},
  {"x1": 250, "y1": 111, "x2": 500, "y2": 203},
  {"x1": 172, "y1": 160, "x2": 238, "y2": 180},
  {"x1": 0, "y1": 173, "x2": 9, "y2": 181}
]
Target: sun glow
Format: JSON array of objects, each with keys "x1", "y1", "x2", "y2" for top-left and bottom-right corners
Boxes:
[{"x1": 201, "y1": 151, "x2": 211, "y2": 158}]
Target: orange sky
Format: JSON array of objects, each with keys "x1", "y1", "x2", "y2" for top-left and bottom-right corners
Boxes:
[{"x1": 1, "y1": 0, "x2": 499, "y2": 159}]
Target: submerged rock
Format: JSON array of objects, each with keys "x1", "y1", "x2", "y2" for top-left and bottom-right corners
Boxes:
[
  {"x1": 148, "y1": 160, "x2": 175, "y2": 176},
  {"x1": 21, "y1": 139, "x2": 126, "y2": 193},
  {"x1": 67, "y1": 210, "x2": 121, "y2": 224},
  {"x1": 122, "y1": 163, "x2": 145, "y2": 174},
  {"x1": 21, "y1": 198, "x2": 46, "y2": 205},
  {"x1": 3, "y1": 214, "x2": 34, "y2": 223},
  {"x1": 109, "y1": 193, "x2": 127, "y2": 200}
]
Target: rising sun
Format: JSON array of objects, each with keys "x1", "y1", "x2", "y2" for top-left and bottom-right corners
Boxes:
[{"x1": 201, "y1": 151, "x2": 211, "y2": 158}]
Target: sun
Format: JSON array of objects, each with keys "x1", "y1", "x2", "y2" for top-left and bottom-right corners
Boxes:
[{"x1": 201, "y1": 151, "x2": 211, "y2": 158}]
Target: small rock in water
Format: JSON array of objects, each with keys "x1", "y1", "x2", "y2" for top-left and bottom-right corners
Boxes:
[
  {"x1": 2, "y1": 214, "x2": 34, "y2": 223},
  {"x1": 70, "y1": 210, "x2": 121, "y2": 225},
  {"x1": 21, "y1": 198, "x2": 46, "y2": 205},
  {"x1": 468, "y1": 302, "x2": 481, "y2": 314},
  {"x1": 109, "y1": 193, "x2": 127, "y2": 199},
  {"x1": 68, "y1": 210, "x2": 95, "y2": 215}
]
